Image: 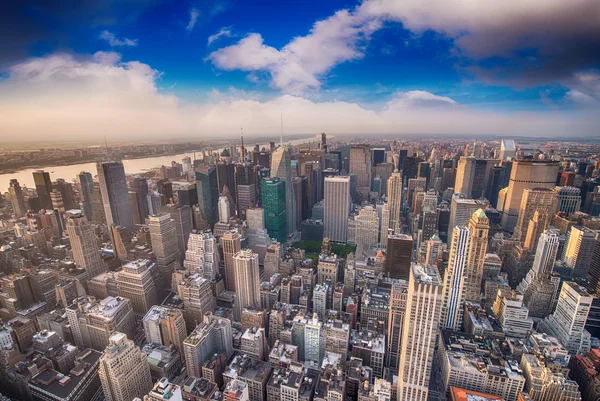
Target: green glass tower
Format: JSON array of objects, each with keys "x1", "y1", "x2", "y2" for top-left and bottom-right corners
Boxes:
[{"x1": 262, "y1": 177, "x2": 287, "y2": 243}]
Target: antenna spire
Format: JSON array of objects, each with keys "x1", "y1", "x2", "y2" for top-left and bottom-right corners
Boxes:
[{"x1": 280, "y1": 113, "x2": 283, "y2": 146}]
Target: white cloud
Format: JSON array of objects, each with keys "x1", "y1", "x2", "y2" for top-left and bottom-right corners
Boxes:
[
  {"x1": 0, "y1": 52, "x2": 597, "y2": 140},
  {"x1": 99, "y1": 30, "x2": 138, "y2": 47},
  {"x1": 564, "y1": 71, "x2": 600, "y2": 106},
  {"x1": 207, "y1": 8, "x2": 381, "y2": 94},
  {"x1": 207, "y1": 0, "x2": 600, "y2": 90},
  {"x1": 186, "y1": 8, "x2": 200, "y2": 32},
  {"x1": 0, "y1": 53, "x2": 190, "y2": 140},
  {"x1": 208, "y1": 27, "x2": 233, "y2": 46}
]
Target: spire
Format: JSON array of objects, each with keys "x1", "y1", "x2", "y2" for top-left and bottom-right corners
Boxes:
[{"x1": 240, "y1": 125, "x2": 244, "y2": 149}]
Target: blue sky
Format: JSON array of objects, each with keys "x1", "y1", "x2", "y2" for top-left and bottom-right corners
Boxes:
[{"x1": 0, "y1": 0, "x2": 599, "y2": 140}]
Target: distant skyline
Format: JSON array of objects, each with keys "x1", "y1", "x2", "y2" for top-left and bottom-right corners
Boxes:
[{"x1": 1, "y1": 0, "x2": 599, "y2": 140}]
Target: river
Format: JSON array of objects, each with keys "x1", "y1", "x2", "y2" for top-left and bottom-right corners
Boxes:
[{"x1": 0, "y1": 136, "x2": 319, "y2": 190}]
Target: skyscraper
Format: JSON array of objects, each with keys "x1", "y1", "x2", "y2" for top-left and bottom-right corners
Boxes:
[
  {"x1": 447, "y1": 193, "x2": 486, "y2": 244},
  {"x1": 219, "y1": 195, "x2": 231, "y2": 224},
  {"x1": 8, "y1": 179, "x2": 27, "y2": 217},
  {"x1": 498, "y1": 159, "x2": 560, "y2": 232},
  {"x1": 184, "y1": 230, "x2": 220, "y2": 280},
  {"x1": 513, "y1": 188, "x2": 558, "y2": 243},
  {"x1": 183, "y1": 312, "x2": 233, "y2": 379},
  {"x1": 142, "y1": 305, "x2": 187, "y2": 354},
  {"x1": 555, "y1": 186, "x2": 582, "y2": 216},
  {"x1": 354, "y1": 205, "x2": 379, "y2": 247},
  {"x1": 221, "y1": 230, "x2": 242, "y2": 292},
  {"x1": 441, "y1": 226, "x2": 470, "y2": 330},
  {"x1": 97, "y1": 162, "x2": 134, "y2": 232},
  {"x1": 233, "y1": 249, "x2": 261, "y2": 311},
  {"x1": 131, "y1": 177, "x2": 150, "y2": 225},
  {"x1": 33, "y1": 170, "x2": 53, "y2": 210},
  {"x1": 262, "y1": 178, "x2": 287, "y2": 243},
  {"x1": 196, "y1": 167, "x2": 219, "y2": 226},
  {"x1": 499, "y1": 139, "x2": 516, "y2": 161},
  {"x1": 398, "y1": 263, "x2": 443, "y2": 401},
  {"x1": 323, "y1": 176, "x2": 351, "y2": 243},
  {"x1": 271, "y1": 146, "x2": 296, "y2": 234},
  {"x1": 99, "y1": 332, "x2": 153, "y2": 401},
  {"x1": 65, "y1": 210, "x2": 105, "y2": 278},
  {"x1": 387, "y1": 279, "x2": 408, "y2": 375},
  {"x1": 67, "y1": 296, "x2": 136, "y2": 351},
  {"x1": 463, "y1": 209, "x2": 489, "y2": 303},
  {"x1": 384, "y1": 234, "x2": 413, "y2": 280},
  {"x1": 146, "y1": 213, "x2": 180, "y2": 286},
  {"x1": 53, "y1": 178, "x2": 76, "y2": 210},
  {"x1": 454, "y1": 156, "x2": 476, "y2": 198},
  {"x1": 350, "y1": 144, "x2": 372, "y2": 200},
  {"x1": 563, "y1": 226, "x2": 597, "y2": 279},
  {"x1": 160, "y1": 203, "x2": 192, "y2": 259},
  {"x1": 538, "y1": 281, "x2": 592, "y2": 354},
  {"x1": 387, "y1": 170, "x2": 402, "y2": 233},
  {"x1": 116, "y1": 259, "x2": 157, "y2": 316},
  {"x1": 78, "y1": 172, "x2": 94, "y2": 221}
]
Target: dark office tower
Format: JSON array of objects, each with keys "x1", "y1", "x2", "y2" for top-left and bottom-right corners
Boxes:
[
  {"x1": 470, "y1": 159, "x2": 497, "y2": 199},
  {"x1": 33, "y1": 170, "x2": 53, "y2": 209},
  {"x1": 91, "y1": 182, "x2": 106, "y2": 224},
  {"x1": 486, "y1": 165, "x2": 509, "y2": 208},
  {"x1": 78, "y1": 172, "x2": 94, "y2": 221},
  {"x1": 53, "y1": 178, "x2": 76, "y2": 211},
  {"x1": 578, "y1": 162, "x2": 589, "y2": 176},
  {"x1": 441, "y1": 168, "x2": 456, "y2": 191},
  {"x1": 255, "y1": 150, "x2": 270, "y2": 168},
  {"x1": 437, "y1": 205, "x2": 450, "y2": 244},
  {"x1": 401, "y1": 156, "x2": 419, "y2": 182},
  {"x1": 398, "y1": 149, "x2": 408, "y2": 170},
  {"x1": 217, "y1": 162, "x2": 236, "y2": 204},
  {"x1": 372, "y1": 148, "x2": 386, "y2": 166},
  {"x1": 110, "y1": 224, "x2": 132, "y2": 263},
  {"x1": 582, "y1": 180, "x2": 600, "y2": 213},
  {"x1": 330, "y1": 150, "x2": 342, "y2": 170},
  {"x1": 320, "y1": 132, "x2": 327, "y2": 152},
  {"x1": 157, "y1": 179, "x2": 173, "y2": 206},
  {"x1": 587, "y1": 237, "x2": 600, "y2": 297},
  {"x1": 97, "y1": 162, "x2": 134, "y2": 232},
  {"x1": 234, "y1": 163, "x2": 255, "y2": 218},
  {"x1": 293, "y1": 177, "x2": 306, "y2": 229},
  {"x1": 131, "y1": 177, "x2": 150, "y2": 224},
  {"x1": 8, "y1": 179, "x2": 27, "y2": 217},
  {"x1": 262, "y1": 178, "x2": 287, "y2": 243},
  {"x1": 418, "y1": 162, "x2": 431, "y2": 187},
  {"x1": 28, "y1": 196, "x2": 41, "y2": 212},
  {"x1": 129, "y1": 192, "x2": 142, "y2": 226},
  {"x1": 176, "y1": 183, "x2": 198, "y2": 207},
  {"x1": 384, "y1": 234, "x2": 413, "y2": 280},
  {"x1": 196, "y1": 167, "x2": 218, "y2": 226}
]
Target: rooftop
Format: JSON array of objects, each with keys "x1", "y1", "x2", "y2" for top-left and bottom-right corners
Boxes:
[{"x1": 29, "y1": 349, "x2": 101, "y2": 399}]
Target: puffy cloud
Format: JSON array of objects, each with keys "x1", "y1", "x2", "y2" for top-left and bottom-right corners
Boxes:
[
  {"x1": 208, "y1": 0, "x2": 600, "y2": 90},
  {"x1": 100, "y1": 30, "x2": 138, "y2": 47},
  {"x1": 207, "y1": 8, "x2": 381, "y2": 94},
  {"x1": 186, "y1": 8, "x2": 200, "y2": 31},
  {"x1": 0, "y1": 52, "x2": 191, "y2": 140},
  {"x1": 0, "y1": 52, "x2": 597, "y2": 140},
  {"x1": 208, "y1": 27, "x2": 233, "y2": 46},
  {"x1": 564, "y1": 71, "x2": 600, "y2": 106}
]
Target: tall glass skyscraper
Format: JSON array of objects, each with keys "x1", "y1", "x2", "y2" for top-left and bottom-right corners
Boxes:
[
  {"x1": 261, "y1": 177, "x2": 287, "y2": 243},
  {"x1": 196, "y1": 166, "x2": 218, "y2": 226},
  {"x1": 96, "y1": 162, "x2": 134, "y2": 232}
]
